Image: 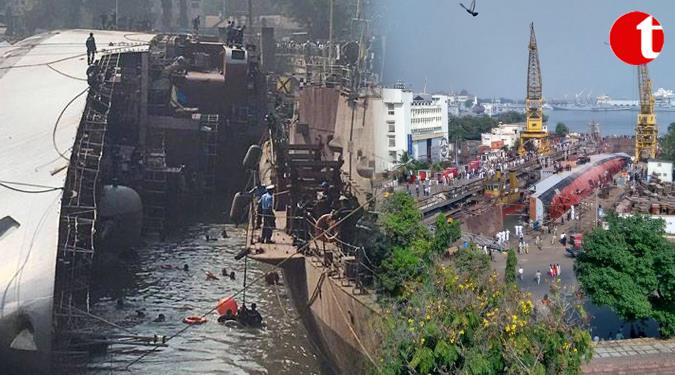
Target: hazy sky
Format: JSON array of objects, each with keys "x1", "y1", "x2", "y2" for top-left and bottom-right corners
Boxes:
[{"x1": 380, "y1": 0, "x2": 675, "y2": 100}]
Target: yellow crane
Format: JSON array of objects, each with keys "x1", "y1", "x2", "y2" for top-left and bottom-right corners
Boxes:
[
  {"x1": 519, "y1": 23, "x2": 549, "y2": 156},
  {"x1": 635, "y1": 64, "x2": 658, "y2": 161}
]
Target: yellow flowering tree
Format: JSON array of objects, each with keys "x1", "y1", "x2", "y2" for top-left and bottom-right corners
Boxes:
[{"x1": 376, "y1": 248, "x2": 592, "y2": 374}]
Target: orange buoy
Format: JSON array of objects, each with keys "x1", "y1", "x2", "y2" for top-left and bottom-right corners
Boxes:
[
  {"x1": 183, "y1": 316, "x2": 207, "y2": 325},
  {"x1": 216, "y1": 297, "x2": 238, "y2": 316}
]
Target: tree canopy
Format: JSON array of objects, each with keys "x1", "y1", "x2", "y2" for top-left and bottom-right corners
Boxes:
[
  {"x1": 378, "y1": 251, "x2": 592, "y2": 374},
  {"x1": 495, "y1": 111, "x2": 526, "y2": 124},
  {"x1": 448, "y1": 111, "x2": 527, "y2": 141},
  {"x1": 373, "y1": 193, "x2": 592, "y2": 373},
  {"x1": 376, "y1": 193, "x2": 461, "y2": 296},
  {"x1": 576, "y1": 214, "x2": 675, "y2": 337},
  {"x1": 555, "y1": 122, "x2": 570, "y2": 136},
  {"x1": 661, "y1": 124, "x2": 675, "y2": 162}
]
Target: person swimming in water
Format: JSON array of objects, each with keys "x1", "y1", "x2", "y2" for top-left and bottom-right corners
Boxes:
[
  {"x1": 153, "y1": 313, "x2": 166, "y2": 322},
  {"x1": 217, "y1": 309, "x2": 237, "y2": 323}
]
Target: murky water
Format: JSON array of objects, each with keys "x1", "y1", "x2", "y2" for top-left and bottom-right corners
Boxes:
[{"x1": 88, "y1": 224, "x2": 322, "y2": 374}]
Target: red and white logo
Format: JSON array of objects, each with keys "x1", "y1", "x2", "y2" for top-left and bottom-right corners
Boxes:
[{"x1": 609, "y1": 11, "x2": 664, "y2": 65}]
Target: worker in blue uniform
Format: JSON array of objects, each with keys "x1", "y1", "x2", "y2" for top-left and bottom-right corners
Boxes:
[{"x1": 259, "y1": 185, "x2": 275, "y2": 243}]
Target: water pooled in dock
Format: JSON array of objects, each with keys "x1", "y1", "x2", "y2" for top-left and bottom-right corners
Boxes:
[{"x1": 88, "y1": 224, "x2": 323, "y2": 374}]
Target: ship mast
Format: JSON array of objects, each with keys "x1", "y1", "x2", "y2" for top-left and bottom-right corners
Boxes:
[
  {"x1": 635, "y1": 64, "x2": 657, "y2": 161},
  {"x1": 519, "y1": 23, "x2": 549, "y2": 156}
]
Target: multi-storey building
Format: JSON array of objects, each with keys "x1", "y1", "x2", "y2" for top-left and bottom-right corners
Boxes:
[{"x1": 380, "y1": 88, "x2": 449, "y2": 172}]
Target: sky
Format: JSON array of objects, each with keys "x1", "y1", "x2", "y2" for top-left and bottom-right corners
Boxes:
[{"x1": 378, "y1": 0, "x2": 675, "y2": 100}]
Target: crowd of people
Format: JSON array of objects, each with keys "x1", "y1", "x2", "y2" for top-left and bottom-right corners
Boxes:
[{"x1": 221, "y1": 21, "x2": 246, "y2": 46}]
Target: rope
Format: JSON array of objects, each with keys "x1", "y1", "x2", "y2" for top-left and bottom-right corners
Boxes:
[
  {"x1": 0, "y1": 180, "x2": 63, "y2": 193},
  {"x1": 305, "y1": 216, "x2": 361, "y2": 250},
  {"x1": 306, "y1": 271, "x2": 328, "y2": 311},
  {"x1": 327, "y1": 275, "x2": 380, "y2": 371},
  {"x1": 52, "y1": 86, "x2": 90, "y2": 161},
  {"x1": 70, "y1": 306, "x2": 137, "y2": 335},
  {"x1": 46, "y1": 63, "x2": 87, "y2": 81},
  {"x1": 271, "y1": 280, "x2": 295, "y2": 323},
  {"x1": 123, "y1": 33, "x2": 152, "y2": 43},
  {"x1": 123, "y1": 190, "x2": 383, "y2": 370},
  {"x1": 0, "y1": 43, "x2": 150, "y2": 70}
]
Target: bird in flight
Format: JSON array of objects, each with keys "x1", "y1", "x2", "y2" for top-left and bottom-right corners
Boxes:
[{"x1": 460, "y1": 0, "x2": 479, "y2": 17}]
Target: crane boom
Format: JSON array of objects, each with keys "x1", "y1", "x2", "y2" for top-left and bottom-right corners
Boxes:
[
  {"x1": 635, "y1": 64, "x2": 657, "y2": 161},
  {"x1": 519, "y1": 22, "x2": 549, "y2": 155}
]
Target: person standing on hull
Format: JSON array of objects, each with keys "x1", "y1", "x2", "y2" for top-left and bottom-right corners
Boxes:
[
  {"x1": 86, "y1": 32, "x2": 97, "y2": 64},
  {"x1": 259, "y1": 185, "x2": 275, "y2": 243}
]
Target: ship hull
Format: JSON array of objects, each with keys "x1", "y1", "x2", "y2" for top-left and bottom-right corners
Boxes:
[{"x1": 280, "y1": 258, "x2": 379, "y2": 375}]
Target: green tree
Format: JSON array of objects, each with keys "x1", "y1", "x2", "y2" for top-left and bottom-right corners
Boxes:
[
  {"x1": 495, "y1": 110, "x2": 526, "y2": 123},
  {"x1": 377, "y1": 193, "x2": 464, "y2": 296},
  {"x1": 661, "y1": 129, "x2": 675, "y2": 162},
  {"x1": 463, "y1": 98, "x2": 474, "y2": 108},
  {"x1": 378, "y1": 193, "x2": 431, "y2": 296},
  {"x1": 372, "y1": 193, "x2": 590, "y2": 373},
  {"x1": 576, "y1": 214, "x2": 675, "y2": 337},
  {"x1": 381, "y1": 193, "x2": 428, "y2": 248},
  {"x1": 556, "y1": 122, "x2": 570, "y2": 136},
  {"x1": 430, "y1": 215, "x2": 461, "y2": 257},
  {"x1": 505, "y1": 248, "x2": 517, "y2": 284},
  {"x1": 378, "y1": 252, "x2": 592, "y2": 374},
  {"x1": 448, "y1": 115, "x2": 498, "y2": 141},
  {"x1": 668, "y1": 122, "x2": 675, "y2": 133}
]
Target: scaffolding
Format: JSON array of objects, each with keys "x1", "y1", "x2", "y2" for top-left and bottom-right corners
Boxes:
[
  {"x1": 200, "y1": 114, "x2": 219, "y2": 193},
  {"x1": 142, "y1": 129, "x2": 169, "y2": 235},
  {"x1": 52, "y1": 53, "x2": 120, "y2": 374}
]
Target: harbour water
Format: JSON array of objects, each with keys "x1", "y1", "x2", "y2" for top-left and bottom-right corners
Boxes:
[
  {"x1": 88, "y1": 224, "x2": 324, "y2": 374},
  {"x1": 547, "y1": 109, "x2": 675, "y2": 136}
]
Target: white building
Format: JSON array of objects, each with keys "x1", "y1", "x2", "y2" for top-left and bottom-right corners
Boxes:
[
  {"x1": 410, "y1": 94, "x2": 449, "y2": 161},
  {"x1": 647, "y1": 159, "x2": 673, "y2": 183},
  {"x1": 380, "y1": 88, "x2": 450, "y2": 171},
  {"x1": 480, "y1": 122, "x2": 524, "y2": 149}
]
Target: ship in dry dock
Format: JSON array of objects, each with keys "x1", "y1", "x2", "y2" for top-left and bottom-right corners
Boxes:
[{"x1": 0, "y1": 28, "x2": 266, "y2": 373}]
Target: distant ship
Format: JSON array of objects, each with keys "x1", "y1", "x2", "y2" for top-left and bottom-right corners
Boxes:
[{"x1": 552, "y1": 90, "x2": 675, "y2": 112}]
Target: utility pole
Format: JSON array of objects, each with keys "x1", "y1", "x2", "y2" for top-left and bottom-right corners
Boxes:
[
  {"x1": 247, "y1": 0, "x2": 253, "y2": 30},
  {"x1": 115, "y1": 0, "x2": 119, "y2": 29}
]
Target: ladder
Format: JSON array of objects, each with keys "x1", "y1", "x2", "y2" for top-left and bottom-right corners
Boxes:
[
  {"x1": 142, "y1": 129, "x2": 169, "y2": 234},
  {"x1": 200, "y1": 114, "x2": 219, "y2": 193},
  {"x1": 53, "y1": 52, "x2": 121, "y2": 374}
]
